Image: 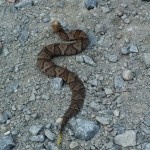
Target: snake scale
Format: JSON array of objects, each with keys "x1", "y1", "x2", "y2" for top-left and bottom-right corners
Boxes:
[{"x1": 37, "y1": 21, "x2": 89, "y2": 146}]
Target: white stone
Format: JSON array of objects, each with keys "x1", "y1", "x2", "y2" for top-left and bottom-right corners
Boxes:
[
  {"x1": 114, "y1": 130, "x2": 136, "y2": 147},
  {"x1": 122, "y1": 70, "x2": 133, "y2": 81}
]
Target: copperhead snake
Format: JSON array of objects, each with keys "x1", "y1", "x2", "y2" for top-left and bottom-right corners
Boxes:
[{"x1": 37, "y1": 21, "x2": 89, "y2": 147}]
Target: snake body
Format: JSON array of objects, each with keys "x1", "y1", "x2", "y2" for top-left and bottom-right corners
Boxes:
[{"x1": 37, "y1": 21, "x2": 89, "y2": 146}]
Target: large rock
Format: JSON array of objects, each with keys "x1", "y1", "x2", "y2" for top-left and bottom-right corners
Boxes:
[
  {"x1": 114, "y1": 130, "x2": 136, "y2": 147},
  {"x1": 0, "y1": 135, "x2": 15, "y2": 150},
  {"x1": 70, "y1": 118, "x2": 99, "y2": 140}
]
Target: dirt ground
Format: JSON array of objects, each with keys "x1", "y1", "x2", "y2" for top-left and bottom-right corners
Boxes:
[{"x1": 0, "y1": 0, "x2": 150, "y2": 150}]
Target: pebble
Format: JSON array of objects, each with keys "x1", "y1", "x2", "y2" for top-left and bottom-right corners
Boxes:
[
  {"x1": 0, "y1": 112, "x2": 8, "y2": 124},
  {"x1": 69, "y1": 141, "x2": 79, "y2": 149},
  {"x1": 108, "y1": 55, "x2": 118, "y2": 63},
  {"x1": 143, "y1": 53, "x2": 150, "y2": 68},
  {"x1": 83, "y1": 55, "x2": 96, "y2": 66},
  {"x1": 114, "y1": 75, "x2": 125, "y2": 92},
  {"x1": 144, "y1": 143, "x2": 150, "y2": 150},
  {"x1": 147, "y1": 68, "x2": 150, "y2": 76},
  {"x1": 104, "y1": 88, "x2": 113, "y2": 95},
  {"x1": 15, "y1": 0, "x2": 34, "y2": 9},
  {"x1": 30, "y1": 135, "x2": 45, "y2": 142},
  {"x1": 95, "y1": 24, "x2": 107, "y2": 35},
  {"x1": 42, "y1": 15, "x2": 51, "y2": 23},
  {"x1": 101, "y1": 7, "x2": 111, "y2": 13},
  {"x1": 42, "y1": 94, "x2": 50, "y2": 100},
  {"x1": 51, "y1": 77, "x2": 63, "y2": 90},
  {"x1": 5, "y1": 81, "x2": 19, "y2": 95},
  {"x1": 84, "y1": 0, "x2": 97, "y2": 10},
  {"x1": 18, "y1": 28, "x2": 29, "y2": 44},
  {"x1": 88, "y1": 31, "x2": 97, "y2": 47},
  {"x1": 115, "y1": 9, "x2": 123, "y2": 16},
  {"x1": 29, "y1": 88, "x2": 37, "y2": 101},
  {"x1": 76, "y1": 55, "x2": 84, "y2": 62},
  {"x1": 0, "y1": 135, "x2": 15, "y2": 150},
  {"x1": 96, "y1": 115, "x2": 112, "y2": 125},
  {"x1": 70, "y1": 118, "x2": 99, "y2": 140},
  {"x1": 122, "y1": 70, "x2": 133, "y2": 81},
  {"x1": 123, "y1": 18, "x2": 131, "y2": 24},
  {"x1": 113, "y1": 110, "x2": 120, "y2": 117},
  {"x1": 56, "y1": 117, "x2": 63, "y2": 124},
  {"x1": 121, "y1": 47, "x2": 129, "y2": 55},
  {"x1": 88, "y1": 79, "x2": 98, "y2": 86},
  {"x1": 114, "y1": 130, "x2": 136, "y2": 147},
  {"x1": 3, "y1": 48, "x2": 9, "y2": 57},
  {"x1": 29, "y1": 125, "x2": 43, "y2": 135},
  {"x1": 89, "y1": 101, "x2": 100, "y2": 111},
  {"x1": 0, "y1": 42, "x2": 3, "y2": 55},
  {"x1": 129, "y1": 44, "x2": 138, "y2": 53},
  {"x1": 44, "y1": 129, "x2": 55, "y2": 141}
]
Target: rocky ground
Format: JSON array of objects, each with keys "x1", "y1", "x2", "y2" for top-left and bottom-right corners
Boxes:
[{"x1": 0, "y1": 0, "x2": 150, "y2": 150}]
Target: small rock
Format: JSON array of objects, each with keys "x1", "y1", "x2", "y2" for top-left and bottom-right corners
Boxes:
[
  {"x1": 3, "y1": 48, "x2": 9, "y2": 57},
  {"x1": 29, "y1": 125, "x2": 43, "y2": 135},
  {"x1": 30, "y1": 135, "x2": 45, "y2": 142},
  {"x1": 51, "y1": 77, "x2": 63, "y2": 90},
  {"x1": 18, "y1": 28, "x2": 29, "y2": 44},
  {"x1": 22, "y1": 15, "x2": 29, "y2": 24},
  {"x1": 143, "y1": 53, "x2": 150, "y2": 68},
  {"x1": 122, "y1": 70, "x2": 133, "y2": 81},
  {"x1": 88, "y1": 79, "x2": 98, "y2": 86},
  {"x1": 3, "y1": 111, "x2": 13, "y2": 119},
  {"x1": 29, "y1": 88, "x2": 37, "y2": 101},
  {"x1": 83, "y1": 55, "x2": 96, "y2": 66},
  {"x1": 95, "y1": 24, "x2": 107, "y2": 35},
  {"x1": 14, "y1": 0, "x2": 34, "y2": 9},
  {"x1": 0, "y1": 112, "x2": 8, "y2": 124},
  {"x1": 0, "y1": 42, "x2": 3, "y2": 55},
  {"x1": 129, "y1": 44, "x2": 138, "y2": 53},
  {"x1": 96, "y1": 115, "x2": 112, "y2": 125},
  {"x1": 89, "y1": 101, "x2": 100, "y2": 111},
  {"x1": 44, "y1": 129, "x2": 55, "y2": 141},
  {"x1": 108, "y1": 55, "x2": 118, "y2": 63},
  {"x1": 11, "y1": 106, "x2": 16, "y2": 111},
  {"x1": 76, "y1": 55, "x2": 84, "y2": 63},
  {"x1": 101, "y1": 7, "x2": 111, "y2": 13},
  {"x1": 84, "y1": 0, "x2": 97, "y2": 10},
  {"x1": 144, "y1": 143, "x2": 150, "y2": 150},
  {"x1": 56, "y1": 117, "x2": 63, "y2": 124},
  {"x1": 123, "y1": 18, "x2": 131, "y2": 24},
  {"x1": 6, "y1": 81, "x2": 19, "y2": 95},
  {"x1": 115, "y1": 9, "x2": 123, "y2": 16},
  {"x1": 114, "y1": 130, "x2": 136, "y2": 147},
  {"x1": 0, "y1": 135, "x2": 15, "y2": 150},
  {"x1": 114, "y1": 75, "x2": 125, "y2": 92},
  {"x1": 7, "y1": 0, "x2": 16, "y2": 3},
  {"x1": 70, "y1": 118, "x2": 99, "y2": 140},
  {"x1": 42, "y1": 15, "x2": 51, "y2": 23},
  {"x1": 147, "y1": 68, "x2": 150, "y2": 76},
  {"x1": 104, "y1": 88, "x2": 113, "y2": 95},
  {"x1": 42, "y1": 94, "x2": 50, "y2": 100},
  {"x1": 88, "y1": 31, "x2": 97, "y2": 47},
  {"x1": 69, "y1": 141, "x2": 79, "y2": 149},
  {"x1": 121, "y1": 47, "x2": 129, "y2": 55},
  {"x1": 113, "y1": 110, "x2": 120, "y2": 117}
]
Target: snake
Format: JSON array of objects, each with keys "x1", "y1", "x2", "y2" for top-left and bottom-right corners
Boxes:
[{"x1": 37, "y1": 21, "x2": 89, "y2": 147}]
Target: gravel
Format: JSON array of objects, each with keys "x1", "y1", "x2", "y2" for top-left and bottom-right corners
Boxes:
[{"x1": 0, "y1": 0, "x2": 150, "y2": 149}]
